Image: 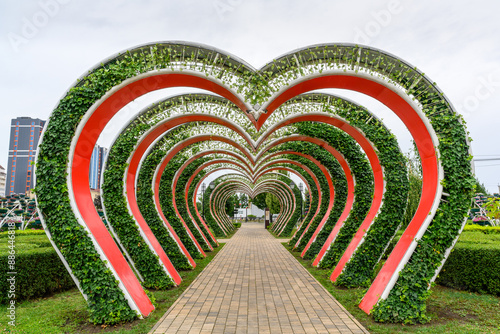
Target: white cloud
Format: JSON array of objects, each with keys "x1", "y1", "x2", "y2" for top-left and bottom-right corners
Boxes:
[{"x1": 1, "y1": 0, "x2": 499, "y2": 193}]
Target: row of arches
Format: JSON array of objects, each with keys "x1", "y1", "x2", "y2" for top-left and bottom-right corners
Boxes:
[{"x1": 35, "y1": 42, "x2": 474, "y2": 324}]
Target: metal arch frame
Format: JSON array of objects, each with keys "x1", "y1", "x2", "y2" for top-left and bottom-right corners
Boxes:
[
  {"x1": 138, "y1": 117, "x2": 354, "y2": 246},
  {"x1": 178, "y1": 160, "x2": 252, "y2": 235},
  {"x1": 211, "y1": 178, "x2": 295, "y2": 231},
  {"x1": 271, "y1": 94, "x2": 399, "y2": 276},
  {"x1": 132, "y1": 119, "x2": 253, "y2": 260},
  {"x1": 36, "y1": 42, "x2": 464, "y2": 319},
  {"x1": 253, "y1": 175, "x2": 298, "y2": 233},
  {"x1": 172, "y1": 156, "x2": 253, "y2": 250},
  {"x1": 190, "y1": 163, "x2": 306, "y2": 237},
  {"x1": 253, "y1": 71, "x2": 443, "y2": 311},
  {"x1": 253, "y1": 177, "x2": 296, "y2": 231},
  {"x1": 194, "y1": 169, "x2": 249, "y2": 235},
  {"x1": 181, "y1": 151, "x2": 252, "y2": 244},
  {"x1": 63, "y1": 70, "x2": 252, "y2": 316},
  {"x1": 130, "y1": 98, "x2": 390, "y2": 296},
  {"x1": 100, "y1": 94, "x2": 251, "y2": 276},
  {"x1": 125, "y1": 119, "x2": 252, "y2": 266},
  {"x1": 253, "y1": 157, "x2": 330, "y2": 238},
  {"x1": 253, "y1": 112, "x2": 384, "y2": 262},
  {"x1": 255, "y1": 135, "x2": 356, "y2": 256},
  {"x1": 250, "y1": 166, "x2": 311, "y2": 235},
  {"x1": 209, "y1": 181, "x2": 255, "y2": 229},
  {"x1": 151, "y1": 134, "x2": 254, "y2": 243},
  {"x1": 183, "y1": 151, "x2": 252, "y2": 236},
  {"x1": 209, "y1": 175, "x2": 295, "y2": 227}
]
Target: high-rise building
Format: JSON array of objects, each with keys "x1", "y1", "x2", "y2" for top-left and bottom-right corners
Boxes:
[
  {"x1": 6, "y1": 117, "x2": 45, "y2": 195},
  {"x1": 89, "y1": 145, "x2": 107, "y2": 190},
  {"x1": 0, "y1": 165, "x2": 6, "y2": 197}
]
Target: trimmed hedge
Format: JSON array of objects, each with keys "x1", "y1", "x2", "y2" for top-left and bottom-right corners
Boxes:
[
  {"x1": 436, "y1": 243, "x2": 500, "y2": 296},
  {"x1": 382, "y1": 231, "x2": 500, "y2": 296},
  {"x1": 0, "y1": 233, "x2": 75, "y2": 305},
  {"x1": 463, "y1": 225, "x2": 500, "y2": 234}
]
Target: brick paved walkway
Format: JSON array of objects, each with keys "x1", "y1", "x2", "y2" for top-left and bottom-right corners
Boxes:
[{"x1": 149, "y1": 223, "x2": 369, "y2": 334}]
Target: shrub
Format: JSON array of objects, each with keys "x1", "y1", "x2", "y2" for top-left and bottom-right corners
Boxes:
[
  {"x1": 0, "y1": 233, "x2": 75, "y2": 304},
  {"x1": 436, "y1": 242, "x2": 500, "y2": 296},
  {"x1": 463, "y1": 224, "x2": 500, "y2": 234},
  {"x1": 382, "y1": 231, "x2": 500, "y2": 296},
  {"x1": 233, "y1": 222, "x2": 241, "y2": 229}
]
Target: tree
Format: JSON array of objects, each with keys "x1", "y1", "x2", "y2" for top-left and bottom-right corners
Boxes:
[
  {"x1": 483, "y1": 197, "x2": 500, "y2": 226},
  {"x1": 252, "y1": 193, "x2": 267, "y2": 210},
  {"x1": 238, "y1": 193, "x2": 248, "y2": 208},
  {"x1": 265, "y1": 193, "x2": 280, "y2": 214},
  {"x1": 474, "y1": 178, "x2": 490, "y2": 195},
  {"x1": 225, "y1": 194, "x2": 239, "y2": 216},
  {"x1": 402, "y1": 145, "x2": 422, "y2": 228},
  {"x1": 93, "y1": 195, "x2": 102, "y2": 210}
]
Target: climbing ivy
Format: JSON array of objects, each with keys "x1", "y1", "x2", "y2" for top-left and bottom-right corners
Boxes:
[
  {"x1": 272, "y1": 175, "x2": 302, "y2": 237},
  {"x1": 36, "y1": 42, "x2": 474, "y2": 324},
  {"x1": 202, "y1": 182, "x2": 227, "y2": 237},
  {"x1": 283, "y1": 153, "x2": 330, "y2": 251},
  {"x1": 136, "y1": 129, "x2": 192, "y2": 271},
  {"x1": 372, "y1": 111, "x2": 475, "y2": 324},
  {"x1": 158, "y1": 156, "x2": 204, "y2": 260},
  {"x1": 278, "y1": 141, "x2": 346, "y2": 255},
  {"x1": 187, "y1": 171, "x2": 218, "y2": 247},
  {"x1": 294, "y1": 122, "x2": 374, "y2": 262},
  {"x1": 102, "y1": 124, "x2": 175, "y2": 290},
  {"x1": 287, "y1": 162, "x2": 320, "y2": 247},
  {"x1": 175, "y1": 155, "x2": 215, "y2": 251}
]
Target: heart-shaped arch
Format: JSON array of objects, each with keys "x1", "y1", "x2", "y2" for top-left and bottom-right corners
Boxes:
[{"x1": 36, "y1": 42, "x2": 474, "y2": 323}]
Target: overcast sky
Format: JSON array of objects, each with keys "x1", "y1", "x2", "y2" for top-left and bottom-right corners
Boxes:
[{"x1": 1, "y1": 0, "x2": 499, "y2": 193}]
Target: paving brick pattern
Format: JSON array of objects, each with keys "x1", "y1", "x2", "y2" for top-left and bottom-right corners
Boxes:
[{"x1": 150, "y1": 223, "x2": 369, "y2": 334}]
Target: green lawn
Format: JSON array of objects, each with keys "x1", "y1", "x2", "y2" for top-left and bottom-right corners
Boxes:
[
  {"x1": 0, "y1": 244, "x2": 224, "y2": 334},
  {"x1": 285, "y1": 244, "x2": 500, "y2": 334}
]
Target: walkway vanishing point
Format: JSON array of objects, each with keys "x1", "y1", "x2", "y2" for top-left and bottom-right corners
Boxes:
[{"x1": 150, "y1": 223, "x2": 369, "y2": 334}]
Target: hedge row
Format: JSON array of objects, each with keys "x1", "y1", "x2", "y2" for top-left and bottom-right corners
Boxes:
[
  {"x1": 0, "y1": 232, "x2": 75, "y2": 305},
  {"x1": 383, "y1": 231, "x2": 500, "y2": 297},
  {"x1": 436, "y1": 243, "x2": 500, "y2": 296}
]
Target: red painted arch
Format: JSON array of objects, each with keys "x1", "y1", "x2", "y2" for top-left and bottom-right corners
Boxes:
[{"x1": 257, "y1": 74, "x2": 439, "y2": 313}]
